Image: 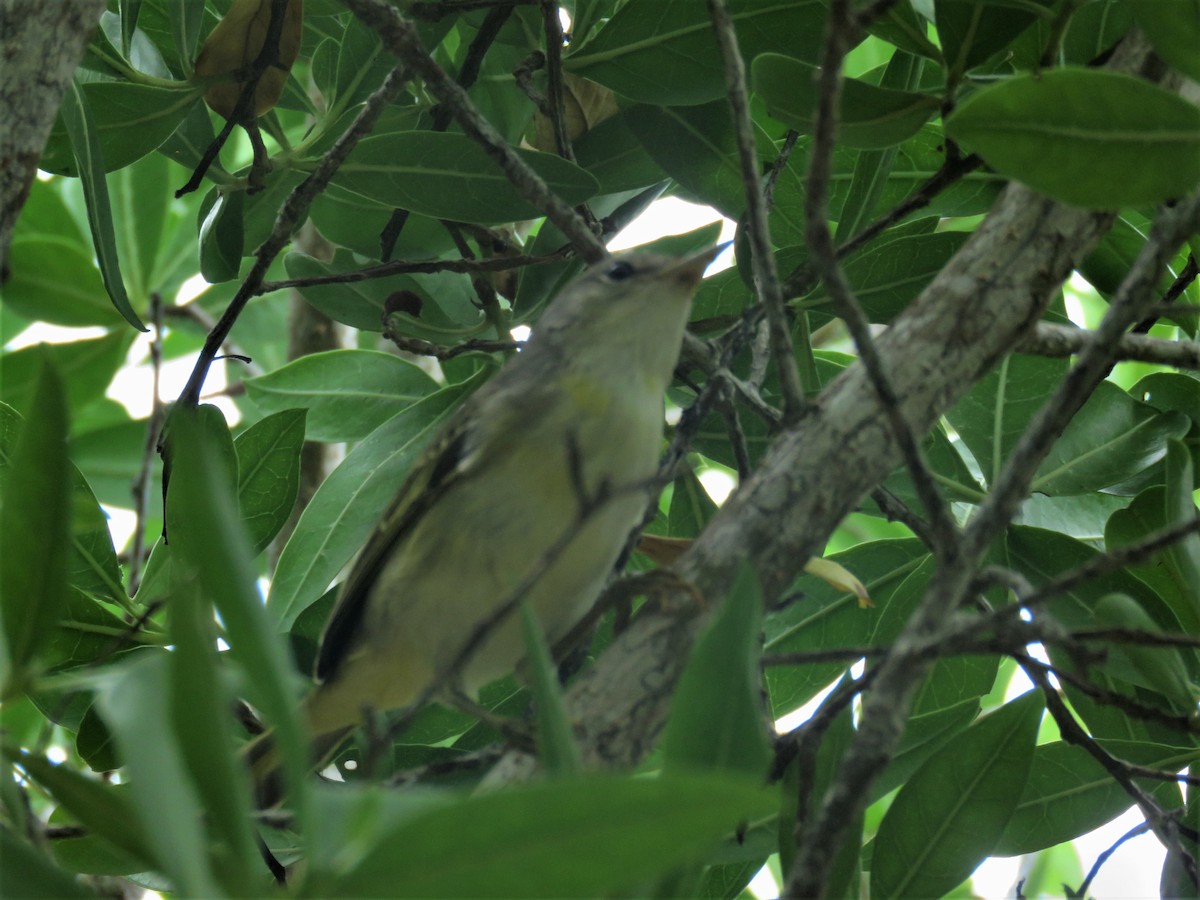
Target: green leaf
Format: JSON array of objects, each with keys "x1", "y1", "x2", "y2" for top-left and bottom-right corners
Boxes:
[
  {"x1": 75, "y1": 702, "x2": 120, "y2": 773},
  {"x1": 754, "y1": 54, "x2": 939, "y2": 149},
  {"x1": 315, "y1": 774, "x2": 776, "y2": 898},
  {"x1": 0, "y1": 333, "x2": 130, "y2": 418},
  {"x1": 765, "y1": 541, "x2": 933, "y2": 716},
  {"x1": 0, "y1": 401, "x2": 127, "y2": 610},
  {"x1": 1105, "y1": 478, "x2": 1200, "y2": 637},
  {"x1": 59, "y1": 79, "x2": 147, "y2": 332},
  {"x1": 800, "y1": 232, "x2": 970, "y2": 323},
  {"x1": 2, "y1": 237, "x2": 119, "y2": 328},
  {"x1": 284, "y1": 249, "x2": 488, "y2": 336},
  {"x1": 234, "y1": 408, "x2": 307, "y2": 554},
  {"x1": 11, "y1": 750, "x2": 157, "y2": 870},
  {"x1": 945, "y1": 69, "x2": 1200, "y2": 209},
  {"x1": 778, "y1": 692, "x2": 863, "y2": 896},
  {"x1": 95, "y1": 652, "x2": 222, "y2": 897},
  {"x1": 69, "y1": 415, "x2": 160, "y2": 512},
  {"x1": 664, "y1": 564, "x2": 771, "y2": 777},
  {"x1": 329, "y1": 132, "x2": 599, "y2": 224},
  {"x1": 870, "y1": 691, "x2": 1044, "y2": 899},
  {"x1": 165, "y1": 431, "x2": 260, "y2": 886},
  {"x1": 573, "y1": 114, "x2": 664, "y2": 194},
  {"x1": 566, "y1": 0, "x2": 830, "y2": 106},
  {"x1": 1031, "y1": 382, "x2": 1191, "y2": 496},
  {"x1": 880, "y1": 420, "x2": 985, "y2": 508},
  {"x1": 244, "y1": 350, "x2": 438, "y2": 443},
  {"x1": 996, "y1": 739, "x2": 1195, "y2": 855},
  {"x1": 947, "y1": 353, "x2": 1068, "y2": 487},
  {"x1": 1132, "y1": 0, "x2": 1200, "y2": 81},
  {"x1": 835, "y1": 50, "x2": 928, "y2": 243},
  {"x1": 0, "y1": 826, "x2": 90, "y2": 899},
  {"x1": 198, "y1": 187, "x2": 245, "y2": 283},
  {"x1": 936, "y1": 0, "x2": 1054, "y2": 77},
  {"x1": 269, "y1": 371, "x2": 486, "y2": 629},
  {"x1": 520, "y1": 604, "x2": 582, "y2": 777},
  {"x1": 41, "y1": 80, "x2": 201, "y2": 176},
  {"x1": 622, "y1": 102, "x2": 807, "y2": 246},
  {"x1": 1092, "y1": 593, "x2": 1198, "y2": 715},
  {"x1": 164, "y1": 407, "x2": 310, "y2": 825},
  {"x1": 0, "y1": 358, "x2": 71, "y2": 687}
]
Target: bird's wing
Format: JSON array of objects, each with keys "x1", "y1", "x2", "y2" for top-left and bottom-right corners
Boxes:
[{"x1": 313, "y1": 406, "x2": 474, "y2": 683}]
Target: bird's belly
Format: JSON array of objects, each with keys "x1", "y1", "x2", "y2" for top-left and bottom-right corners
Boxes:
[{"x1": 361, "y1": 398, "x2": 662, "y2": 695}]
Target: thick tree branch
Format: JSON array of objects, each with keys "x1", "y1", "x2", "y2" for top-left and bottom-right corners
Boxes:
[
  {"x1": 1018, "y1": 321, "x2": 1200, "y2": 371},
  {"x1": 0, "y1": 0, "x2": 106, "y2": 281}
]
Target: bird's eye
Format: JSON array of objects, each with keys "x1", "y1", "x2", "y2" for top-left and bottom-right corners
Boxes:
[{"x1": 604, "y1": 260, "x2": 636, "y2": 282}]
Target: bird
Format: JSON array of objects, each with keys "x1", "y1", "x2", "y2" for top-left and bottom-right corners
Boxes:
[{"x1": 249, "y1": 243, "x2": 724, "y2": 797}]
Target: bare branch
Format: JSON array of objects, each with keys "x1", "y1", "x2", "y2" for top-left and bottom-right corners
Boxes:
[
  {"x1": 342, "y1": 0, "x2": 608, "y2": 264},
  {"x1": 706, "y1": 0, "x2": 809, "y2": 419}
]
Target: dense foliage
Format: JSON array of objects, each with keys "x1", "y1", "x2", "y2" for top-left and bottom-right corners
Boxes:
[{"x1": 1, "y1": 0, "x2": 1199, "y2": 897}]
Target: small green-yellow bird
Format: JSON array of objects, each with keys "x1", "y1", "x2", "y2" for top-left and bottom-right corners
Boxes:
[{"x1": 251, "y1": 244, "x2": 724, "y2": 795}]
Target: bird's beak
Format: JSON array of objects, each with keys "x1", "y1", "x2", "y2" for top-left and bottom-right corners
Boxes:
[{"x1": 667, "y1": 241, "x2": 732, "y2": 287}]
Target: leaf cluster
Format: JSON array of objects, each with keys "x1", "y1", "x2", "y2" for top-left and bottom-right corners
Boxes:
[{"x1": 2, "y1": 1, "x2": 1199, "y2": 898}]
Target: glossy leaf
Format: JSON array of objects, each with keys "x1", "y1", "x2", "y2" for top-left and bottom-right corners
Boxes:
[
  {"x1": 1132, "y1": 0, "x2": 1200, "y2": 81},
  {"x1": 766, "y1": 541, "x2": 934, "y2": 716},
  {"x1": 622, "y1": 102, "x2": 807, "y2": 246},
  {"x1": 0, "y1": 361, "x2": 71, "y2": 685},
  {"x1": 59, "y1": 79, "x2": 146, "y2": 332},
  {"x1": 945, "y1": 69, "x2": 1200, "y2": 208},
  {"x1": 566, "y1": 0, "x2": 830, "y2": 106},
  {"x1": 754, "y1": 54, "x2": 939, "y2": 149},
  {"x1": 664, "y1": 565, "x2": 771, "y2": 777},
  {"x1": 269, "y1": 372, "x2": 486, "y2": 629},
  {"x1": 233, "y1": 408, "x2": 306, "y2": 554},
  {"x1": 330, "y1": 132, "x2": 599, "y2": 224},
  {"x1": 244, "y1": 350, "x2": 438, "y2": 443},
  {"x1": 316, "y1": 775, "x2": 775, "y2": 898},
  {"x1": 198, "y1": 187, "x2": 244, "y2": 283},
  {"x1": 163, "y1": 407, "x2": 310, "y2": 831},
  {"x1": 284, "y1": 248, "x2": 489, "y2": 337},
  {"x1": 996, "y1": 739, "x2": 1194, "y2": 855},
  {"x1": 800, "y1": 232, "x2": 970, "y2": 323},
  {"x1": 936, "y1": 0, "x2": 1054, "y2": 77},
  {"x1": 42, "y1": 80, "x2": 200, "y2": 176},
  {"x1": 871, "y1": 691, "x2": 1044, "y2": 899},
  {"x1": 1031, "y1": 382, "x2": 1190, "y2": 496}
]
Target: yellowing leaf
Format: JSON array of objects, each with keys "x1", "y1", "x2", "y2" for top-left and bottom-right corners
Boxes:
[{"x1": 194, "y1": 0, "x2": 303, "y2": 120}]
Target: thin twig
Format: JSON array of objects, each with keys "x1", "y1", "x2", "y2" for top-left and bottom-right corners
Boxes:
[
  {"x1": 127, "y1": 293, "x2": 165, "y2": 596},
  {"x1": 176, "y1": 0, "x2": 292, "y2": 197},
  {"x1": 343, "y1": 0, "x2": 607, "y2": 263},
  {"x1": 260, "y1": 249, "x2": 567, "y2": 293},
  {"x1": 801, "y1": 0, "x2": 960, "y2": 557},
  {"x1": 963, "y1": 191, "x2": 1200, "y2": 560},
  {"x1": 707, "y1": 0, "x2": 809, "y2": 419},
  {"x1": 384, "y1": 0, "x2": 514, "y2": 257},
  {"x1": 1020, "y1": 653, "x2": 1199, "y2": 889},
  {"x1": 176, "y1": 65, "x2": 412, "y2": 407}
]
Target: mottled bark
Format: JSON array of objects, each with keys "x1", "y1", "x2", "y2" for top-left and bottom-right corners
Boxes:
[{"x1": 0, "y1": 0, "x2": 105, "y2": 281}]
